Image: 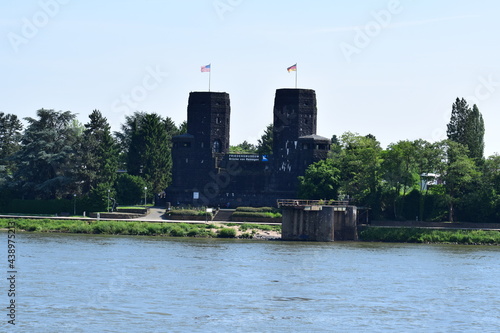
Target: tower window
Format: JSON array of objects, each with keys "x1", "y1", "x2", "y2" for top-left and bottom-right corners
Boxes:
[
  {"x1": 216, "y1": 117, "x2": 221, "y2": 124},
  {"x1": 213, "y1": 139, "x2": 221, "y2": 153}
]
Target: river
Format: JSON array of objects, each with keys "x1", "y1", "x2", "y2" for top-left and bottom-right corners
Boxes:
[{"x1": 2, "y1": 232, "x2": 499, "y2": 332}]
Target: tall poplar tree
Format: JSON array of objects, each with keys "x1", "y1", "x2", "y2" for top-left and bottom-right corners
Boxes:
[
  {"x1": 447, "y1": 98, "x2": 485, "y2": 162},
  {"x1": 464, "y1": 104, "x2": 485, "y2": 161}
]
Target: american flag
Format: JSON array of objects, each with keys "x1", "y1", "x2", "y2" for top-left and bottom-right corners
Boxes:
[{"x1": 201, "y1": 64, "x2": 211, "y2": 72}]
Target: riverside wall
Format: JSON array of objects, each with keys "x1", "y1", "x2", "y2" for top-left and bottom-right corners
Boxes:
[{"x1": 281, "y1": 205, "x2": 358, "y2": 241}]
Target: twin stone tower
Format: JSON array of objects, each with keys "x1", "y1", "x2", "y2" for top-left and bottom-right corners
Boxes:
[{"x1": 166, "y1": 88, "x2": 331, "y2": 207}]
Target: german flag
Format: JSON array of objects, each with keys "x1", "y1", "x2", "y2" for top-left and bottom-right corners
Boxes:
[{"x1": 287, "y1": 64, "x2": 297, "y2": 72}]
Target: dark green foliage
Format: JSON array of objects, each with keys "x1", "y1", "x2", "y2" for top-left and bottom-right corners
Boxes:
[
  {"x1": 447, "y1": 98, "x2": 469, "y2": 144},
  {"x1": 176, "y1": 121, "x2": 188, "y2": 135},
  {"x1": 115, "y1": 173, "x2": 148, "y2": 206},
  {"x1": 447, "y1": 98, "x2": 485, "y2": 161},
  {"x1": 330, "y1": 132, "x2": 383, "y2": 218},
  {"x1": 11, "y1": 109, "x2": 80, "y2": 199},
  {"x1": 125, "y1": 112, "x2": 176, "y2": 194},
  {"x1": 256, "y1": 123, "x2": 273, "y2": 155},
  {"x1": 400, "y1": 189, "x2": 421, "y2": 221},
  {"x1": 80, "y1": 183, "x2": 114, "y2": 213},
  {"x1": 359, "y1": 227, "x2": 500, "y2": 245},
  {"x1": 77, "y1": 110, "x2": 118, "y2": 194},
  {"x1": 0, "y1": 199, "x2": 74, "y2": 215},
  {"x1": 298, "y1": 159, "x2": 341, "y2": 200},
  {"x1": 466, "y1": 105, "x2": 485, "y2": 161},
  {"x1": 0, "y1": 112, "x2": 23, "y2": 178},
  {"x1": 442, "y1": 141, "x2": 481, "y2": 222}
]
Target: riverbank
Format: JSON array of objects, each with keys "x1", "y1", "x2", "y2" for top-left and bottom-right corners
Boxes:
[
  {"x1": 2, "y1": 218, "x2": 500, "y2": 245},
  {"x1": 0, "y1": 218, "x2": 281, "y2": 240},
  {"x1": 359, "y1": 227, "x2": 500, "y2": 245}
]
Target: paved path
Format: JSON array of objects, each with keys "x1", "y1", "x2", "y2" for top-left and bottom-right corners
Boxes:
[{"x1": 132, "y1": 207, "x2": 167, "y2": 221}]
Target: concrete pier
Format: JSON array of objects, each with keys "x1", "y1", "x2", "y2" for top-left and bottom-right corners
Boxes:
[{"x1": 279, "y1": 200, "x2": 358, "y2": 241}]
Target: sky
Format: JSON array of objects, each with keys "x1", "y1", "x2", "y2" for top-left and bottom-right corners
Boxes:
[{"x1": 1, "y1": 0, "x2": 500, "y2": 156}]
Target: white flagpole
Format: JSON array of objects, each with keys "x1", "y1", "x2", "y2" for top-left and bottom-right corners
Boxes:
[
  {"x1": 209, "y1": 65, "x2": 211, "y2": 92},
  {"x1": 295, "y1": 63, "x2": 298, "y2": 88}
]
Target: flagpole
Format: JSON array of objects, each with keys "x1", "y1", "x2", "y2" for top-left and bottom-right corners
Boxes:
[
  {"x1": 209, "y1": 69, "x2": 211, "y2": 92},
  {"x1": 295, "y1": 63, "x2": 298, "y2": 88}
]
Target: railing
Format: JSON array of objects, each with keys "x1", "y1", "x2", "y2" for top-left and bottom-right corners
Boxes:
[{"x1": 277, "y1": 199, "x2": 350, "y2": 208}]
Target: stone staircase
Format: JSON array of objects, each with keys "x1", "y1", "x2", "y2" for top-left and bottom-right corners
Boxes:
[{"x1": 213, "y1": 209, "x2": 235, "y2": 222}]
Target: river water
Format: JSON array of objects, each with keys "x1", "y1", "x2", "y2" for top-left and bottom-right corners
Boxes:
[{"x1": 2, "y1": 232, "x2": 499, "y2": 332}]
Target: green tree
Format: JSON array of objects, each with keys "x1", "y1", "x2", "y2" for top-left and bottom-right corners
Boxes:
[
  {"x1": 230, "y1": 140, "x2": 257, "y2": 153},
  {"x1": 440, "y1": 141, "x2": 481, "y2": 222},
  {"x1": 78, "y1": 110, "x2": 118, "y2": 194},
  {"x1": 484, "y1": 154, "x2": 500, "y2": 195},
  {"x1": 380, "y1": 139, "x2": 443, "y2": 220},
  {"x1": 176, "y1": 120, "x2": 188, "y2": 135},
  {"x1": 12, "y1": 109, "x2": 80, "y2": 199},
  {"x1": 115, "y1": 111, "x2": 147, "y2": 169},
  {"x1": 381, "y1": 140, "x2": 418, "y2": 219},
  {"x1": 298, "y1": 159, "x2": 341, "y2": 200},
  {"x1": 447, "y1": 98, "x2": 485, "y2": 162},
  {"x1": 464, "y1": 104, "x2": 485, "y2": 161},
  {"x1": 126, "y1": 113, "x2": 173, "y2": 194},
  {"x1": 382, "y1": 140, "x2": 419, "y2": 196},
  {"x1": 256, "y1": 124, "x2": 273, "y2": 155},
  {"x1": 466, "y1": 154, "x2": 500, "y2": 222},
  {"x1": 336, "y1": 132, "x2": 383, "y2": 213},
  {"x1": 0, "y1": 112, "x2": 23, "y2": 178},
  {"x1": 115, "y1": 173, "x2": 148, "y2": 205},
  {"x1": 81, "y1": 183, "x2": 116, "y2": 213}
]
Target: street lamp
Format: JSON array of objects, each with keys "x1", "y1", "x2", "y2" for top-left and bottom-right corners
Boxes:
[
  {"x1": 107, "y1": 189, "x2": 110, "y2": 212},
  {"x1": 144, "y1": 186, "x2": 148, "y2": 208},
  {"x1": 73, "y1": 194, "x2": 76, "y2": 216}
]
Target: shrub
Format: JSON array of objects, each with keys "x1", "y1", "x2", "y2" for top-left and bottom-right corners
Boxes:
[
  {"x1": 218, "y1": 228, "x2": 237, "y2": 238},
  {"x1": 236, "y1": 207, "x2": 276, "y2": 213},
  {"x1": 232, "y1": 211, "x2": 282, "y2": 219},
  {"x1": 359, "y1": 227, "x2": 500, "y2": 244},
  {"x1": 169, "y1": 209, "x2": 213, "y2": 218},
  {"x1": 115, "y1": 174, "x2": 148, "y2": 206},
  {"x1": 170, "y1": 227, "x2": 186, "y2": 237}
]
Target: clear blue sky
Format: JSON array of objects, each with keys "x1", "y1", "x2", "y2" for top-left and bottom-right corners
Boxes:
[{"x1": 2, "y1": 0, "x2": 500, "y2": 156}]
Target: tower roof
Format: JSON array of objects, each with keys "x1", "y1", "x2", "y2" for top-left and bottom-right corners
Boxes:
[{"x1": 298, "y1": 134, "x2": 330, "y2": 142}]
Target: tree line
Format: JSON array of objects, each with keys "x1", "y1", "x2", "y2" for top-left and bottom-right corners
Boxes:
[
  {"x1": 1, "y1": 97, "x2": 498, "y2": 221},
  {"x1": 298, "y1": 98, "x2": 499, "y2": 223},
  {"x1": 0, "y1": 109, "x2": 185, "y2": 212}
]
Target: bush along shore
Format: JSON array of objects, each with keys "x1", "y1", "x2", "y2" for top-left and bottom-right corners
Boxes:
[
  {"x1": 359, "y1": 227, "x2": 500, "y2": 245},
  {"x1": 230, "y1": 207, "x2": 282, "y2": 223},
  {"x1": 0, "y1": 218, "x2": 280, "y2": 239}
]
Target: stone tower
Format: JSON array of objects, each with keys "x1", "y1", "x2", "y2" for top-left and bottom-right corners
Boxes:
[
  {"x1": 169, "y1": 92, "x2": 231, "y2": 202},
  {"x1": 272, "y1": 88, "x2": 330, "y2": 193},
  {"x1": 272, "y1": 88, "x2": 317, "y2": 191}
]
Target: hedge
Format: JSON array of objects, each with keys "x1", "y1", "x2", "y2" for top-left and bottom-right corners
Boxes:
[{"x1": 235, "y1": 207, "x2": 277, "y2": 213}]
